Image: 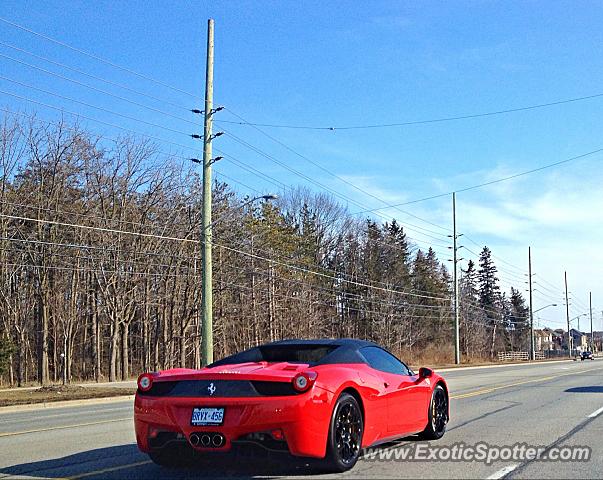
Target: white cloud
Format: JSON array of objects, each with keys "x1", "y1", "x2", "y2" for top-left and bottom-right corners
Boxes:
[{"x1": 346, "y1": 157, "x2": 603, "y2": 330}]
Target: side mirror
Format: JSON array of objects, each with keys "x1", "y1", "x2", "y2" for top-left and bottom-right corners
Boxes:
[{"x1": 419, "y1": 367, "x2": 433, "y2": 379}]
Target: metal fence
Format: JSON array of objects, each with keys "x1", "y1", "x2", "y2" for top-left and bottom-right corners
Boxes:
[
  {"x1": 497, "y1": 349, "x2": 599, "y2": 361},
  {"x1": 497, "y1": 351, "x2": 529, "y2": 361},
  {"x1": 497, "y1": 351, "x2": 546, "y2": 361}
]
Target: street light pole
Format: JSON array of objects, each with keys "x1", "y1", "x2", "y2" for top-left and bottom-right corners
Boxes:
[
  {"x1": 527, "y1": 303, "x2": 556, "y2": 356},
  {"x1": 533, "y1": 304, "x2": 557, "y2": 314},
  {"x1": 568, "y1": 313, "x2": 587, "y2": 353},
  {"x1": 201, "y1": 19, "x2": 215, "y2": 366},
  {"x1": 564, "y1": 271, "x2": 571, "y2": 358},
  {"x1": 208, "y1": 195, "x2": 278, "y2": 229}
]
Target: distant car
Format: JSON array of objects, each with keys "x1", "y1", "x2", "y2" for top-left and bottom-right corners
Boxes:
[
  {"x1": 134, "y1": 338, "x2": 449, "y2": 472},
  {"x1": 580, "y1": 351, "x2": 594, "y2": 361}
]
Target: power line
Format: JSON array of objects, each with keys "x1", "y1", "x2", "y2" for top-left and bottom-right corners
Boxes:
[
  {"x1": 221, "y1": 107, "x2": 451, "y2": 234},
  {"x1": 215, "y1": 278, "x2": 451, "y2": 321},
  {"x1": 0, "y1": 89, "x2": 199, "y2": 152},
  {"x1": 536, "y1": 275, "x2": 565, "y2": 294},
  {"x1": 0, "y1": 16, "x2": 197, "y2": 98},
  {"x1": 533, "y1": 290, "x2": 563, "y2": 304},
  {"x1": 2, "y1": 254, "x2": 453, "y2": 321},
  {"x1": 0, "y1": 88, "x2": 452, "y2": 251},
  {"x1": 0, "y1": 52, "x2": 198, "y2": 127},
  {"x1": 1, "y1": 231, "x2": 455, "y2": 306},
  {"x1": 0, "y1": 40, "x2": 191, "y2": 111},
  {"x1": 1, "y1": 16, "x2": 598, "y2": 291},
  {"x1": 213, "y1": 148, "x2": 290, "y2": 192},
  {"x1": 0, "y1": 213, "x2": 451, "y2": 301},
  {"x1": 359, "y1": 147, "x2": 603, "y2": 212},
  {"x1": 463, "y1": 238, "x2": 526, "y2": 274},
  {"x1": 20, "y1": 209, "x2": 453, "y2": 298},
  {"x1": 0, "y1": 106, "x2": 269, "y2": 199},
  {"x1": 0, "y1": 75, "x2": 452, "y2": 255},
  {"x1": 0, "y1": 75, "x2": 192, "y2": 137},
  {"x1": 220, "y1": 128, "x2": 452, "y2": 243},
  {"x1": 0, "y1": 108, "x2": 451, "y2": 267},
  {"x1": 533, "y1": 281, "x2": 562, "y2": 297},
  {"x1": 218, "y1": 92, "x2": 603, "y2": 131}
]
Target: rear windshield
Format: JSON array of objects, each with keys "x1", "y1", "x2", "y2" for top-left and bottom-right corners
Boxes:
[
  {"x1": 210, "y1": 344, "x2": 337, "y2": 367},
  {"x1": 259, "y1": 345, "x2": 335, "y2": 363}
]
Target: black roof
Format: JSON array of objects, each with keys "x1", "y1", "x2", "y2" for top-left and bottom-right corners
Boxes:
[
  {"x1": 209, "y1": 338, "x2": 377, "y2": 367},
  {"x1": 266, "y1": 338, "x2": 377, "y2": 348}
]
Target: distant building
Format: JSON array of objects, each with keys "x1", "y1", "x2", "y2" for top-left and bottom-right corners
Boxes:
[
  {"x1": 534, "y1": 329, "x2": 553, "y2": 351},
  {"x1": 548, "y1": 329, "x2": 564, "y2": 350},
  {"x1": 586, "y1": 331, "x2": 603, "y2": 352},
  {"x1": 565, "y1": 328, "x2": 587, "y2": 351}
]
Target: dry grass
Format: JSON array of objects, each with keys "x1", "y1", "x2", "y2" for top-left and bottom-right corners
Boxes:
[
  {"x1": 0, "y1": 384, "x2": 135, "y2": 407},
  {"x1": 399, "y1": 346, "x2": 500, "y2": 370}
]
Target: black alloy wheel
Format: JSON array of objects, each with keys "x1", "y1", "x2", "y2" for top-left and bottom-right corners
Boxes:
[
  {"x1": 419, "y1": 384, "x2": 448, "y2": 440},
  {"x1": 324, "y1": 392, "x2": 363, "y2": 472}
]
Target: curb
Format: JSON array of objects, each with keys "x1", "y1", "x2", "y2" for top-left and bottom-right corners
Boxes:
[{"x1": 0, "y1": 395, "x2": 134, "y2": 415}]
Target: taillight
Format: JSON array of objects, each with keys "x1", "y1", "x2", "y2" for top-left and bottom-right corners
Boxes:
[
  {"x1": 292, "y1": 371, "x2": 317, "y2": 393},
  {"x1": 137, "y1": 373, "x2": 154, "y2": 392}
]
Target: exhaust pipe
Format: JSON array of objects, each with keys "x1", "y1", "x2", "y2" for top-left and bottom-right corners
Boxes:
[
  {"x1": 200, "y1": 434, "x2": 211, "y2": 447},
  {"x1": 212, "y1": 434, "x2": 225, "y2": 447},
  {"x1": 190, "y1": 433, "x2": 200, "y2": 446}
]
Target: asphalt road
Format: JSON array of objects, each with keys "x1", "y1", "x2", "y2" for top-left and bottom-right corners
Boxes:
[{"x1": 1, "y1": 359, "x2": 602, "y2": 479}]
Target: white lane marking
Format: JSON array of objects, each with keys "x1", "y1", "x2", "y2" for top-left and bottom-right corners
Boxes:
[
  {"x1": 588, "y1": 406, "x2": 603, "y2": 418},
  {"x1": 487, "y1": 464, "x2": 519, "y2": 479}
]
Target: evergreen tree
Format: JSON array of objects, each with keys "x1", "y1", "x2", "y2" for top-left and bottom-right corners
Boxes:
[
  {"x1": 507, "y1": 287, "x2": 530, "y2": 350},
  {"x1": 477, "y1": 246, "x2": 502, "y2": 356},
  {"x1": 460, "y1": 260, "x2": 479, "y2": 302},
  {"x1": 478, "y1": 247, "x2": 500, "y2": 312},
  {"x1": 509, "y1": 287, "x2": 529, "y2": 328},
  {"x1": 382, "y1": 220, "x2": 411, "y2": 287}
]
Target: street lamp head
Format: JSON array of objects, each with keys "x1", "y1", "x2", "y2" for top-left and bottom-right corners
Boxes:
[{"x1": 262, "y1": 194, "x2": 278, "y2": 201}]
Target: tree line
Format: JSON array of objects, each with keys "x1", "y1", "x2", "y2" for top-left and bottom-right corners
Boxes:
[{"x1": 0, "y1": 114, "x2": 530, "y2": 386}]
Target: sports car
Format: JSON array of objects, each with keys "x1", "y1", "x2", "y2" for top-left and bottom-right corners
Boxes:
[{"x1": 134, "y1": 338, "x2": 449, "y2": 472}]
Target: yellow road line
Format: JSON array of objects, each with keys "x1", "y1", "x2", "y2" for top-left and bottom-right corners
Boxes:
[
  {"x1": 0, "y1": 417, "x2": 131, "y2": 437},
  {"x1": 66, "y1": 460, "x2": 152, "y2": 479},
  {"x1": 450, "y1": 364, "x2": 603, "y2": 400}
]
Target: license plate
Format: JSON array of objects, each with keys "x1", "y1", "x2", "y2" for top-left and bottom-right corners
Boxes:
[{"x1": 191, "y1": 407, "x2": 225, "y2": 426}]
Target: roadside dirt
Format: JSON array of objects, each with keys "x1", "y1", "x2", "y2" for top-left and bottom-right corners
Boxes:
[{"x1": 0, "y1": 384, "x2": 136, "y2": 407}]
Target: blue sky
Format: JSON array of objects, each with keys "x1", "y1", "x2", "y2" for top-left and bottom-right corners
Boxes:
[{"x1": 1, "y1": 1, "x2": 603, "y2": 330}]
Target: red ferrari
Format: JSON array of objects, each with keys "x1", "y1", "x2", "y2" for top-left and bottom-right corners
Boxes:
[{"x1": 134, "y1": 339, "x2": 449, "y2": 472}]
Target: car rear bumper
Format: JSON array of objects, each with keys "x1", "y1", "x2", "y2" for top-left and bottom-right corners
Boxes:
[{"x1": 134, "y1": 386, "x2": 333, "y2": 458}]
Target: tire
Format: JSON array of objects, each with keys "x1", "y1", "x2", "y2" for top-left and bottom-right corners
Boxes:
[
  {"x1": 323, "y1": 392, "x2": 364, "y2": 472},
  {"x1": 419, "y1": 384, "x2": 448, "y2": 440}
]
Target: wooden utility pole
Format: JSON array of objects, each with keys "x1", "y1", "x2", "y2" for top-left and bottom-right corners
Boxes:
[
  {"x1": 201, "y1": 18, "x2": 215, "y2": 366},
  {"x1": 589, "y1": 291, "x2": 593, "y2": 351},
  {"x1": 452, "y1": 192, "x2": 460, "y2": 364},
  {"x1": 564, "y1": 271, "x2": 571, "y2": 358},
  {"x1": 528, "y1": 247, "x2": 534, "y2": 360}
]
